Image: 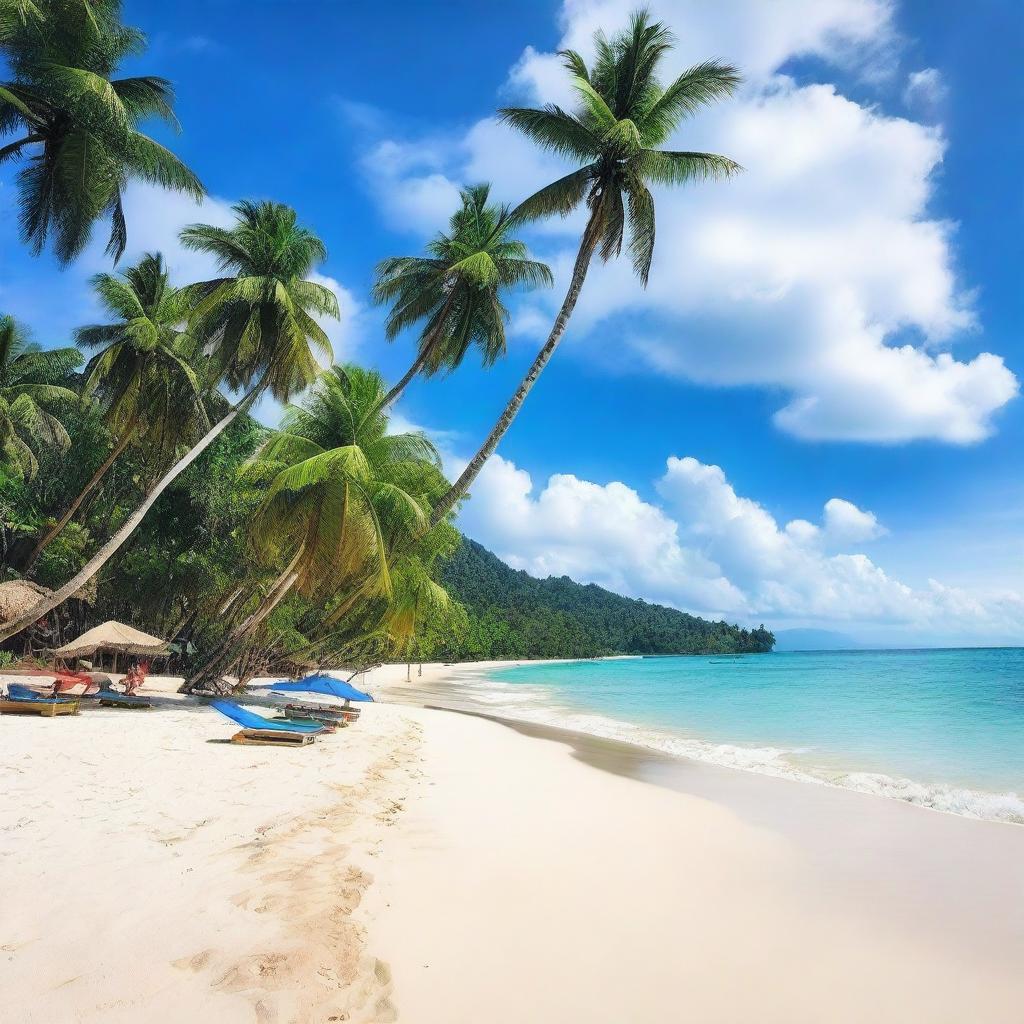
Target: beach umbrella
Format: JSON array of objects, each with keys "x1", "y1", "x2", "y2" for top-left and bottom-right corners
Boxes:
[
  {"x1": 269, "y1": 673, "x2": 374, "y2": 702},
  {"x1": 54, "y1": 621, "x2": 169, "y2": 659}
]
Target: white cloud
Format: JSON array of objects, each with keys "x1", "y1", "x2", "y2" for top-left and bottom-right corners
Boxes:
[
  {"x1": 454, "y1": 451, "x2": 1024, "y2": 641},
  {"x1": 362, "y1": 0, "x2": 1018, "y2": 444},
  {"x1": 361, "y1": 139, "x2": 462, "y2": 235},
  {"x1": 903, "y1": 68, "x2": 948, "y2": 113},
  {"x1": 822, "y1": 497, "x2": 886, "y2": 544},
  {"x1": 455, "y1": 453, "x2": 745, "y2": 613}
]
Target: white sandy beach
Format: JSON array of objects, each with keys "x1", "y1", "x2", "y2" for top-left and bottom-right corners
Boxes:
[{"x1": 2, "y1": 662, "x2": 1024, "y2": 1022}]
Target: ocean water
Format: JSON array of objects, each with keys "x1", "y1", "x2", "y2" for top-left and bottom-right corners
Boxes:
[{"x1": 471, "y1": 649, "x2": 1024, "y2": 824}]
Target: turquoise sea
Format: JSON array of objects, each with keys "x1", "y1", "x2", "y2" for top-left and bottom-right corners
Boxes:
[{"x1": 475, "y1": 649, "x2": 1024, "y2": 823}]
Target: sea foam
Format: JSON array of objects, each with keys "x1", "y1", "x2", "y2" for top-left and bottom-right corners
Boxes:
[{"x1": 452, "y1": 670, "x2": 1024, "y2": 825}]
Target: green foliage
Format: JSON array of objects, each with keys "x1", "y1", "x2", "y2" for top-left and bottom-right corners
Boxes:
[
  {"x1": 419, "y1": 538, "x2": 774, "y2": 660},
  {"x1": 180, "y1": 200, "x2": 339, "y2": 404},
  {"x1": 78, "y1": 252, "x2": 208, "y2": 464},
  {"x1": 0, "y1": 0, "x2": 203, "y2": 263},
  {"x1": 0, "y1": 313, "x2": 81, "y2": 480},
  {"x1": 249, "y1": 364, "x2": 443, "y2": 603},
  {"x1": 374, "y1": 183, "x2": 552, "y2": 382}
]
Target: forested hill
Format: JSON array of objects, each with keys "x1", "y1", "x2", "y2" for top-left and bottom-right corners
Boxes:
[{"x1": 425, "y1": 538, "x2": 774, "y2": 660}]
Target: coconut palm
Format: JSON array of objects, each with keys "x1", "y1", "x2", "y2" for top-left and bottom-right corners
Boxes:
[
  {"x1": 181, "y1": 200, "x2": 338, "y2": 403},
  {"x1": 0, "y1": 201, "x2": 338, "y2": 645},
  {"x1": 429, "y1": 9, "x2": 741, "y2": 527},
  {"x1": 0, "y1": 0, "x2": 203, "y2": 264},
  {"x1": 184, "y1": 364, "x2": 445, "y2": 692},
  {"x1": 24, "y1": 253, "x2": 209, "y2": 572},
  {"x1": 373, "y1": 183, "x2": 552, "y2": 409},
  {"x1": 0, "y1": 313, "x2": 80, "y2": 481}
]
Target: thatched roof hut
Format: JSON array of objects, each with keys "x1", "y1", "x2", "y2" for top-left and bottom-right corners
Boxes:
[
  {"x1": 0, "y1": 579, "x2": 51, "y2": 623},
  {"x1": 54, "y1": 620, "x2": 169, "y2": 659}
]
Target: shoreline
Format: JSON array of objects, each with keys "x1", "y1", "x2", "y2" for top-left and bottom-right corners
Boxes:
[
  {"x1": 3, "y1": 662, "x2": 1023, "y2": 1021},
  {"x1": 367, "y1": 660, "x2": 1024, "y2": 826},
  {"x1": 365, "y1": 700, "x2": 1024, "y2": 1023}
]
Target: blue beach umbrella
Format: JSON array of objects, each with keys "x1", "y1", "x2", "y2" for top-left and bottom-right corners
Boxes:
[{"x1": 269, "y1": 673, "x2": 374, "y2": 702}]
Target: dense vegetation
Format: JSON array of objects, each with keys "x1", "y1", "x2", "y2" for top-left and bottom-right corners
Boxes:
[
  {"x1": 0, "y1": 3, "x2": 762, "y2": 686},
  {"x1": 415, "y1": 539, "x2": 774, "y2": 660}
]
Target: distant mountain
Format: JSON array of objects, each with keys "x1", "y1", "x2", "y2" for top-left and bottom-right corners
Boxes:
[
  {"x1": 419, "y1": 538, "x2": 774, "y2": 661},
  {"x1": 773, "y1": 628, "x2": 864, "y2": 651}
]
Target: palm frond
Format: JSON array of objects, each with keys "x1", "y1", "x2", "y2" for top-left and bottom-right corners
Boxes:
[
  {"x1": 497, "y1": 105, "x2": 602, "y2": 161},
  {"x1": 635, "y1": 148, "x2": 742, "y2": 185},
  {"x1": 639, "y1": 61, "x2": 743, "y2": 143},
  {"x1": 509, "y1": 164, "x2": 597, "y2": 224}
]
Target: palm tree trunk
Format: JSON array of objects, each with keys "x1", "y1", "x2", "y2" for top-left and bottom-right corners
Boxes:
[
  {"x1": 379, "y1": 341, "x2": 435, "y2": 410},
  {"x1": 181, "y1": 545, "x2": 305, "y2": 694},
  {"x1": 0, "y1": 382, "x2": 265, "y2": 645},
  {"x1": 378, "y1": 292, "x2": 458, "y2": 412},
  {"x1": 428, "y1": 216, "x2": 600, "y2": 528},
  {"x1": 23, "y1": 426, "x2": 136, "y2": 574}
]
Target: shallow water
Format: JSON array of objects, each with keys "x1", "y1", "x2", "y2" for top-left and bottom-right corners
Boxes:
[{"x1": 474, "y1": 648, "x2": 1024, "y2": 823}]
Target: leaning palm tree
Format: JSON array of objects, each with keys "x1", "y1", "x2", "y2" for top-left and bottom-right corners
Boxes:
[
  {"x1": 183, "y1": 364, "x2": 444, "y2": 692},
  {"x1": 0, "y1": 313, "x2": 80, "y2": 481},
  {"x1": 0, "y1": 200, "x2": 338, "y2": 644},
  {"x1": 428, "y1": 9, "x2": 741, "y2": 527},
  {"x1": 373, "y1": 183, "x2": 552, "y2": 409},
  {"x1": 23, "y1": 253, "x2": 208, "y2": 572},
  {"x1": 0, "y1": 0, "x2": 203, "y2": 263}
]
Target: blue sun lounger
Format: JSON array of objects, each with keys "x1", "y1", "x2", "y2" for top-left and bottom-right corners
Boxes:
[
  {"x1": 1, "y1": 682, "x2": 80, "y2": 717},
  {"x1": 210, "y1": 699, "x2": 325, "y2": 747}
]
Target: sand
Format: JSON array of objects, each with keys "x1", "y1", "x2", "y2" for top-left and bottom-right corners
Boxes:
[{"x1": 3, "y1": 663, "x2": 1023, "y2": 1022}]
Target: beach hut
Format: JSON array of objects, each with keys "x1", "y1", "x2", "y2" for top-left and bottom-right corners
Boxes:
[{"x1": 53, "y1": 620, "x2": 170, "y2": 672}]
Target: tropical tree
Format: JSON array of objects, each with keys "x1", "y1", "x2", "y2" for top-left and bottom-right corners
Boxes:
[
  {"x1": 23, "y1": 253, "x2": 208, "y2": 572},
  {"x1": 0, "y1": 200, "x2": 338, "y2": 644},
  {"x1": 184, "y1": 364, "x2": 447, "y2": 692},
  {"x1": 0, "y1": 0, "x2": 203, "y2": 264},
  {"x1": 373, "y1": 183, "x2": 552, "y2": 409},
  {"x1": 429, "y1": 9, "x2": 741, "y2": 527},
  {"x1": 0, "y1": 313, "x2": 80, "y2": 482}
]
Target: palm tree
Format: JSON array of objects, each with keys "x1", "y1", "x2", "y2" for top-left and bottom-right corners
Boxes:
[
  {"x1": 0, "y1": 313, "x2": 80, "y2": 481},
  {"x1": 0, "y1": 200, "x2": 338, "y2": 644},
  {"x1": 428, "y1": 9, "x2": 741, "y2": 527},
  {"x1": 23, "y1": 253, "x2": 209, "y2": 572},
  {"x1": 184, "y1": 364, "x2": 445, "y2": 692},
  {"x1": 0, "y1": 0, "x2": 203, "y2": 263},
  {"x1": 373, "y1": 183, "x2": 552, "y2": 409}
]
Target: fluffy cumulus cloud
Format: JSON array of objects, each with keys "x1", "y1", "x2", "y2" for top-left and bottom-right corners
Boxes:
[
  {"x1": 454, "y1": 451, "x2": 1024, "y2": 639},
  {"x1": 363, "y1": 0, "x2": 1018, "y2": 444}
]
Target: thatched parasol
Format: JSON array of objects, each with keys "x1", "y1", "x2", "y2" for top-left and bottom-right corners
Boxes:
[
  {"x1": 0, "y1": 579, "x2": 52, "y2": 623},
  {"x1": 54, "y1": 620, "x2": 169, "y2": 659}
]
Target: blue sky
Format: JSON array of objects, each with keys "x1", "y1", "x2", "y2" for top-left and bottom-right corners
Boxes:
[{"x1": 1, "y1": 0, "x2": 1021, "y2": 644}]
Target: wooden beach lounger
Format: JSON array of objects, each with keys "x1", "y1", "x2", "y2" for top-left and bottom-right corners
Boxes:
[
  {"x1": 98, "y1": 690, "x2": 154, "y2": 710},
  {"x1": 1, "y1": 683, "x2": 80, "y2": 717},
  {"x1": 210, "y1": 699, "x2": 325, "y2": 747},
  {"x1": 280, "y1": 702, "x2": 351, "y2": 726}
]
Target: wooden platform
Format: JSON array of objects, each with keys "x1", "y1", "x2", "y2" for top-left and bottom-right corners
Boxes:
[
  {"x1": 0, "y1": 698, "x2": 80, "y2": 717},
  {"x1": 229, "y1": 728, "x2": 316, "y2": 747}
]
